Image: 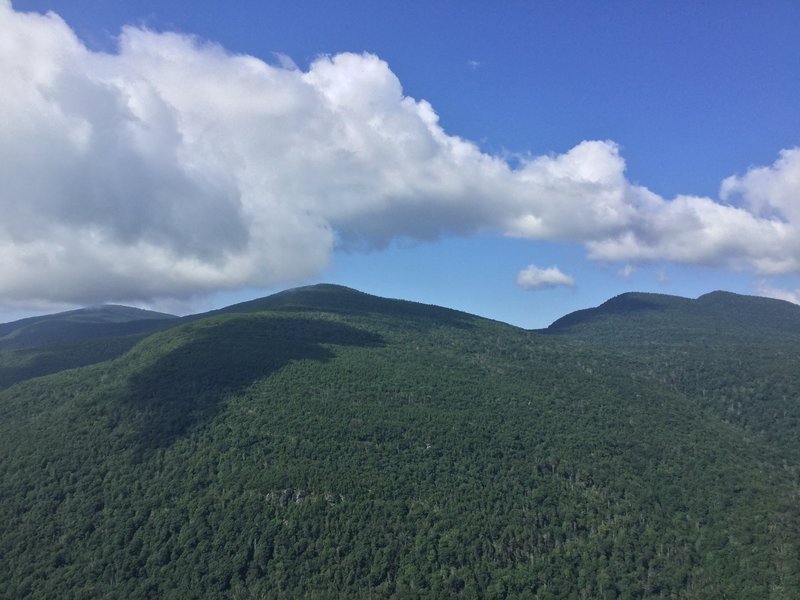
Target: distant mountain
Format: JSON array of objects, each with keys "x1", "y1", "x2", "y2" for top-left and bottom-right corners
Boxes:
[
  {"x1": 1, "y1": 286, "x2": 798, "y2": 598},
  {"x1": 0, "y1": 305, "x2": 178, "y2": 390},
  {"x1": 0, "y1": 305, "x2": 177, "y2": 350},
  {"x1": 546, "y1": 290, "x2": 800, "y2": 341},
  {"x1": 546, "y1": 290, "x2": 800, "y2": 462}
]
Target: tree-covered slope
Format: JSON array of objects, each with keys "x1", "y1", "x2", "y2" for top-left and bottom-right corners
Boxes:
[
  {"x1": 547, "y1": 290, "x2": 800, "y2": 343},
  {"x1": 0, "y1": 305, "x2": 179, "y2": 390},
  {"x1": 0, "y1": 305, "x2": 177, "y2": 350},
  {"x1": 1, "y1": 286, "x2": 799, "y2": 598},
  {"x1": 213, "y1": 283, "x2": 478, "y2": 327},
  {"x1": 545, "y1": 290, "x2": 800, "y2": 461}
]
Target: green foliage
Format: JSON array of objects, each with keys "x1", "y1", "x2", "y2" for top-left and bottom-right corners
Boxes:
[
  {"x1": 546, "y1": 290, "x2": 800, "y2": 461},
  {"x1": 0, "y1": 305, "x2": 177, "y2": 389},
  {"x1": 0, "y1": 335, "x2": 149, "y2": 390},
  {"x1": 0, "y1": 305, "x2": 176, "y2": 351},
  {"x1": 1, "y1": 285, "x2": 799, "y2": 598}
]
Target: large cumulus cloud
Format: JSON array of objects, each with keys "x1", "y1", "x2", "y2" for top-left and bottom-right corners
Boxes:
[{"x1": 1, "y1": 2, "x2": 798, "y2": 304}]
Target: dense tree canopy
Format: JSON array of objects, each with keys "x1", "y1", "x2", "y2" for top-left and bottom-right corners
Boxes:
[{"x1": 1, "y1": 285, "x2": 798, "y2": 598}]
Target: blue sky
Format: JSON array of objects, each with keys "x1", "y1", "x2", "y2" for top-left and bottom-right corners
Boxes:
[{"x1": 3, "y1": 0, "x2": 800, "y2": 327}]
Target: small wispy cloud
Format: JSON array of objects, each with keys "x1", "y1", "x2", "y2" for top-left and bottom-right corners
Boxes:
[
  {"x1": 756, "y1": 282, "x2": 800, "y2": 305},
  {"x1": 618, "y1": 264, "x2": 635, "y2": 279},
  {"x1": 516, "y1": 265, "x2": 575, "y2": 290},
  {"x1": 467, "y1": 59, "x2": 481, "y2": 70},
  {"x1": 272, "y1": 51, "x2": 299, "y2": 70}
]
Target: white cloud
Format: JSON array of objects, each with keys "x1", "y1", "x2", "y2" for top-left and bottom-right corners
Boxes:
[
  {"x1": 618, "y1": 264, "x2": 635, "y2": 279},
  {"x1": 516, "y1": 265, "x2": 575, "y2": 289},
  {"x1": 721, "y1": 149, "x2": 800, "y2": 223},
  {"x1": 756, "y1": 282, "x2": 800, "y2": 305},
  {"x1": 272, "y1": 52, "x2": 299, "y2": 70},
  {"x1": 2, "y1": 3, "x2": 800, "y2": 306}
]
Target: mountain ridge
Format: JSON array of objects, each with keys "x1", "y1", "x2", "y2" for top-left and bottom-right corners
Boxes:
[
  {"x1": 0, "y1": 305, "x2": 178, "y2": 351},
  {"x1": 1, "y1": 283, "x2": 799, "y2": 597},
  {"x1": 546, "y1": 289, "x2": 800, "y2": 336},
  {"x1": 3, "y1": 285, "x2": 799, "y2": 392},
  {"x1": 5, "y1": 284, "x2": 797, "y2": 335}
]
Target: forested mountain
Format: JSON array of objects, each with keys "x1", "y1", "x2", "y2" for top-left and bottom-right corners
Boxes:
[
  {"x1": 1, "y1": 285, "x2": 798, "y2": 598},
  {"x1": 547, "y1": 290, "x2": 800, "y2": 342},
  {"x1": 0, "y1": 305, "x2": 177, "y2": 390},
  {"x1": 0, "y1": 305, "x2": 177, "y2": 350},
  {"x1": 546, "y1": 290, "x2": 800, "y2": 462}
]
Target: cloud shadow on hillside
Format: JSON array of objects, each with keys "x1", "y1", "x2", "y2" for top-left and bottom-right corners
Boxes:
[{"x1": 122, "y1": 316, "x2": 384, "y2": 454}]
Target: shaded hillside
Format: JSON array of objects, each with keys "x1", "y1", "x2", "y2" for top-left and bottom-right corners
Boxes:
[
  {"x1": 0, "y1": 305, "x2": 177, "y2": 351},
  {"x1": 0, "y1": 334, "x2": 150, "y2": 391},
  {"x1": 0, "y1": 305, "x2": 178, "y2": 390},
  {"x1": 0, "y1": 285, "x2": 468, "y2": 390},
  {"x1": 1, "y1": 286, "x2": 799, "y2": 598}
]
